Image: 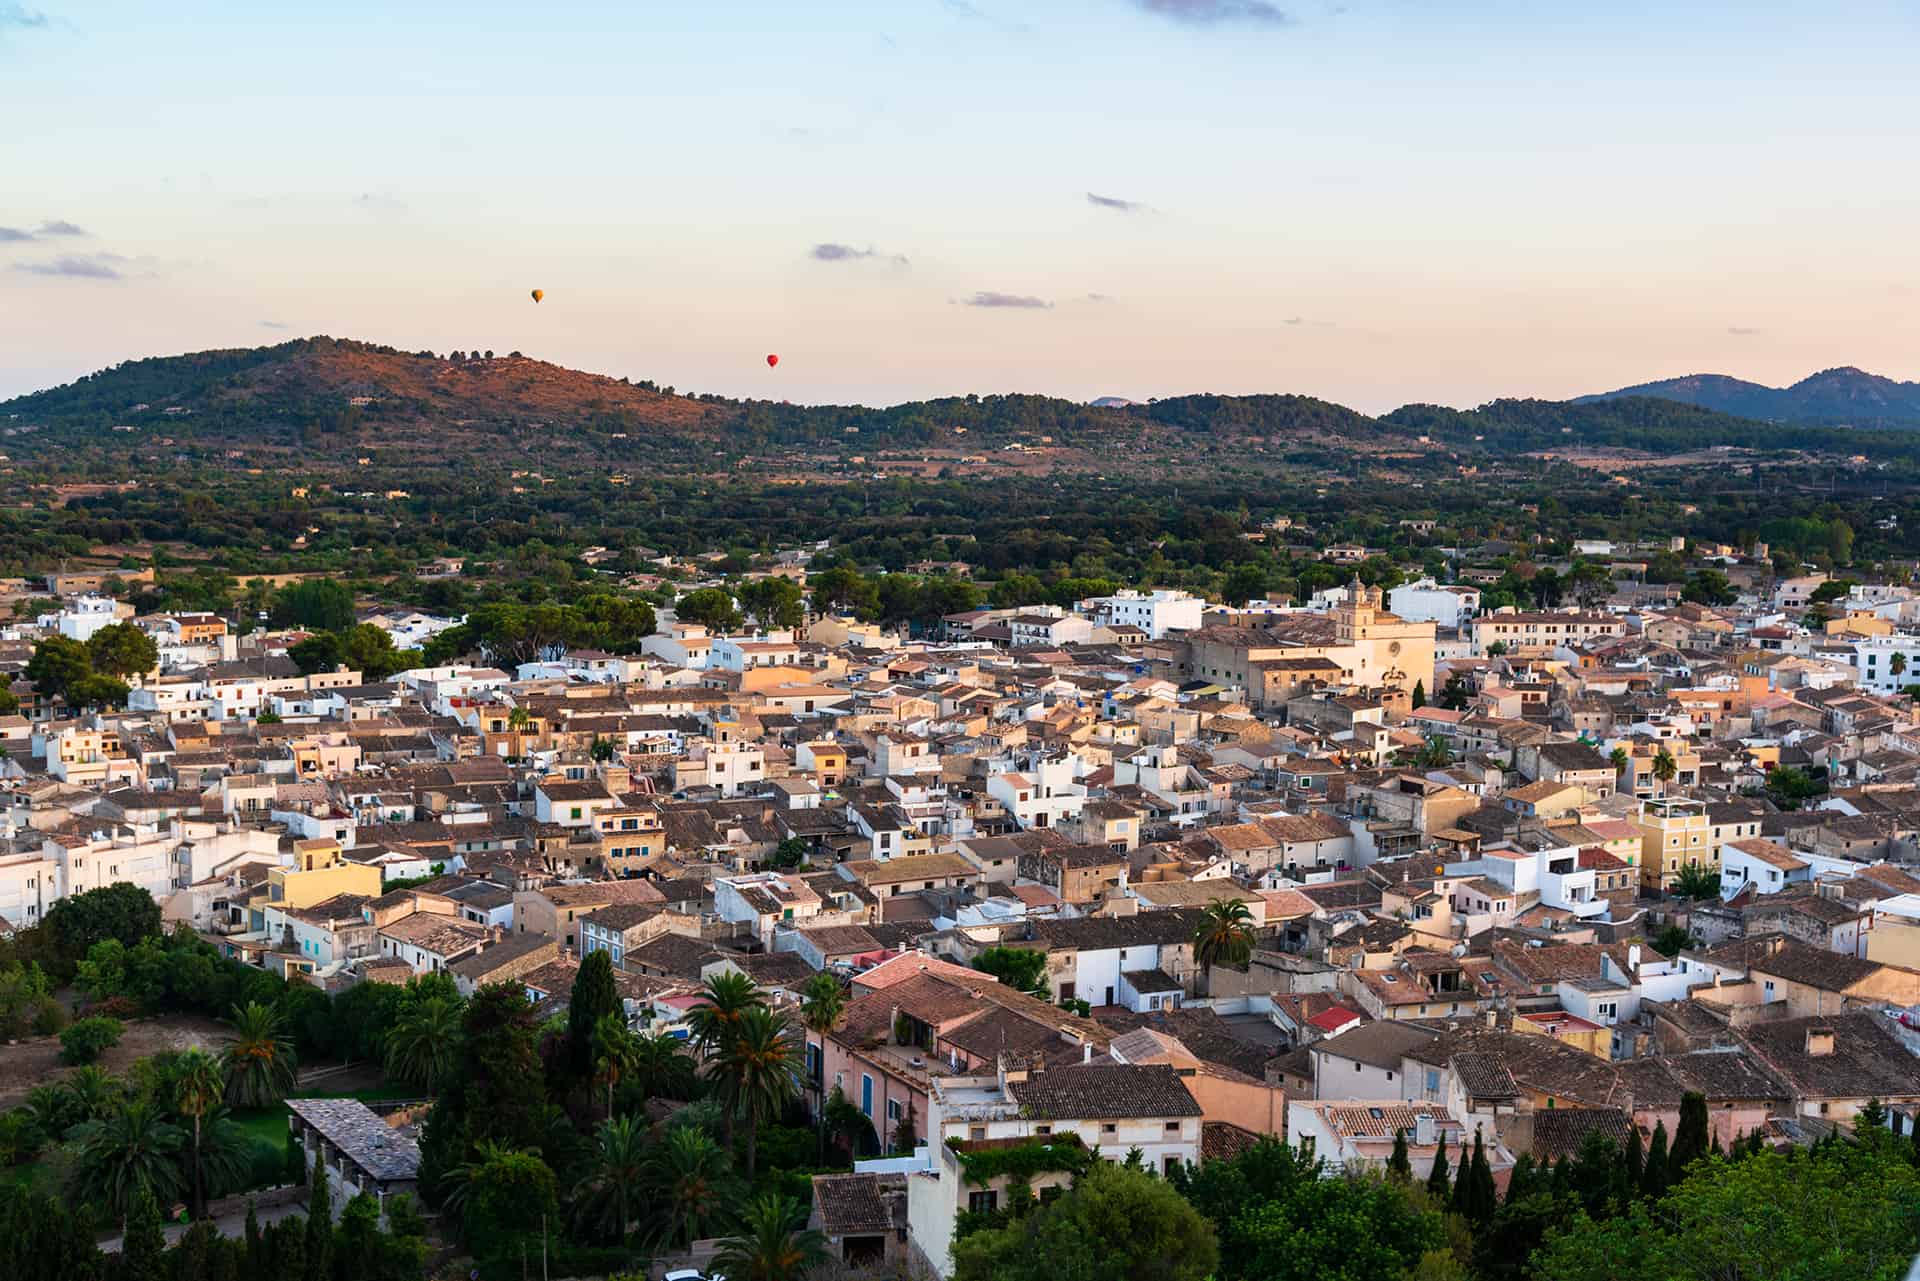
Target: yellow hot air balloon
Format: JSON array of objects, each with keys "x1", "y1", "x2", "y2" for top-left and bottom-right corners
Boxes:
[{"x1": 530, "y1": 289, "x2": 544, "y2": 303}]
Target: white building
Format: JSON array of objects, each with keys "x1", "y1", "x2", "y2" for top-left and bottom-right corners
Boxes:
[
  {"x1": 51, "y1": 594, "x2": 124, "y2": 642},
  {"x1": 986, "y1": 756, "x2": 1087, "y2": 832},
  {"x1": 907, "y1": 1061, "x2": 1203, "y2": 1278},
  {"x1": 1387, "y1": 578, "x2": 1483, "y2": 631},
  {"x1": 1080, "y1": 589, "x2": 1205, "y2": 640},
  {"x1": 1844, "y1": 635, "x2": 1920, "y2": 694}
]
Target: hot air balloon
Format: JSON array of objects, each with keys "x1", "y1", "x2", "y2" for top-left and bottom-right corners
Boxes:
[
  {"x1": 530, "y1": 289, "x2": 544, "y2": 303},
  {"x1": 765, "y1": 353, "x2": 779, "y2": 368}
]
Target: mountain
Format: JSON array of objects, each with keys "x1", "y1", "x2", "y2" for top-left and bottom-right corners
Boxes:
[{"x1": 1578, "y1": 367, "x2": 1920, "y2": 425}]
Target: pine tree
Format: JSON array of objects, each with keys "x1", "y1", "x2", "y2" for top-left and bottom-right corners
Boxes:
[
  {"x1": 120, "y1": 1186, "x2": 166, "y2": 1281},
  {"x1": 1670, "y1": 1091, "x2": 1709, "y2": 1171},
  {"x1": 1625, "y1": 1124, "x2": 1644, "y2": 1189},
  {"x1": 1387, "y1": 1129, "x2": 1412, "y2": 1182},
  {"x1": 1425, "y1": 1132, "x2": 1451, "y2": 1199},
  {"x1": 1642, "y1": 1120, "x2": 1670, "y2": 1199},
  {"x1": 1855, "y1": 1097, "x2": 1888, "y2": 1138},
  {"x1": 303, "y1": 1158, "x2": 333, "y2": 1281},
  {"x1": 1504, "y1": 1152, "x2": 1537, "y2": 1206}
]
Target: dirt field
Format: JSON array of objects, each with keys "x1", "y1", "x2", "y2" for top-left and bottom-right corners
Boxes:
[{"x1": 0, "y1": 1013, "x2": 234, "y2": 1110}]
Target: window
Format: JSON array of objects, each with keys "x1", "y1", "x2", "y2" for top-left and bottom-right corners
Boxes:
[
  {"x1": 1102, "y1": 1123, "x2": 1117, "y2": 1136},
  {"x1": 861, "y1": 1074, "x2": 873, "y2": 1117},
  {"x1": 1164, "y1": 1121, "x2": 1180, "y2": 1134},
  {"x1": 968, "y1": 1191, "x2": 998, "y2": 1216}
]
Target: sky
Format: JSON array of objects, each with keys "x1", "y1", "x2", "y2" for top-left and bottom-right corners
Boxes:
[{"x1": 4, "y1": 0, "x2": 1920, "y2": 413}]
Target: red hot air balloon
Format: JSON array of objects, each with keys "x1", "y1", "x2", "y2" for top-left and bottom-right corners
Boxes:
[{"x1": 766, "y1": 354, "x2": 779, "y2": 368}]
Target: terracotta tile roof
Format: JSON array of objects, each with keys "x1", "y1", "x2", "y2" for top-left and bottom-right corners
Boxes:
[{"x1": 1006, "y1": 1063, "x2": 1202, "y2": 1120}]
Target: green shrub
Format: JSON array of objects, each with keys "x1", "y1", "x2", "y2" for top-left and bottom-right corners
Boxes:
[{"x1": 58, "y1": 1015, "x2": 123, "y2": 1065}]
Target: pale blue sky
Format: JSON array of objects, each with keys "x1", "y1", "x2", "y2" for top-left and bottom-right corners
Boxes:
[{"x1": 4, "y1": 1, "x2": 1919, "y2": 410}]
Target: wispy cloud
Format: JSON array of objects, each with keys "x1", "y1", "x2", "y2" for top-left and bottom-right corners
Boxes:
[
  {"x1": 1087, "y1": 192, "x2": 1149, "y2": 214},
  {"x1": 0, "y1": 4, "x2": 51, "y2": 29},
  {"x1": 1131, "y1": 0, "x2": 1293, "y2": 26},
  {"x1": 1726, "y1": 326, "x2": 1762, "y2": 336},
  {"x1": 13, "y1": 254, "x2": 123, "y2": 280},
  {"x1": 1084, "y1": 292, "x2": 1115, "y2": 303},
  {"x1": 959, "y1": 291, "x2": 1053, "y2": 310},
  {"x1": 37, "y1": 219, "x2": 86, "y2": 236},
  {"x1": 354, "y1": 192, "x2": 407, "y2": 214},
  {"x1": 1284, "y1": 316, "x2": 1335, "y2": 328},
  {"x1": 809, "y1": 242, "x2": 910, "y2": 267},
  {"x1": 260, "y1": 320, "x2": 291, "y2": 330},
  {"x1": 0, "y1": 219, "x2": 87, "y2": 241},
  {"x1": 0, "y1": 227, "x2": 32, "y2": 242}
]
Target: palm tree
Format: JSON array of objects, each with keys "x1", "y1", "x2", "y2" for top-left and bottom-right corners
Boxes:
[
  {"x1": 592, "y1": 1012, "x2": 642, "y2": 1120},
  {"x1": 573, "y1": 1114, "x2": 649, "y2": 1243},
  {"x1": 1894, "y1": 652, "x2": 1909, "y2": 680},
  {"x1": 67, "y1": 1098, "x2": 185, "y2": 1224},
  {"x1": 1652, "y1": 747, "x2": 1678, "y2": 795},
  {"x1": 686, "y1": 971, "x2": 765, "y2": 1054},
  {"x1": 506, "y1": 705, "x2": 532, "y2": 737},
  {"x1": 646, "y1": 1126, "x2": 741, "y2": 1250},
  {"x1": 435, "y1": 1139, "x2": 519, "y2": 1223},
  {"x1": 1609, "y1": 746, "x2": 1630, "y2": 779},
  {"x1": 173, "y1": 1047, "x2": 225, "y2": 1218},
  {"x1": 384, "y1": 995, "x2": 462, "y2": 1092},
  {"x1": 703, "y1": 1006, "x2": 803, "y2": 1179},
  {"x1": 629, "y1": 1032, "x2": 699, "y2": 1103},
  {"x1": 796, "y1": 973, "x2": 844, "y2": 1120},
  {"x1": 222, "y1": 1002, "x2": 297, "y2": 1107},
  {"x1": 1192, "y1": 899, "x2": 1257, "y2": 993},
  {"x1": 711, "y1": 1194, "x2": 828, "y2": 1281},
  {"x1": 62, "y1": 1065, "x2": 122, "y2": 1124}
]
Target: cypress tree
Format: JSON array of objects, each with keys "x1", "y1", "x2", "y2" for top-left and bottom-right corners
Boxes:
[
  {"x1": 243, "y1": 1199, "x2": 262, "y2": 1273},
  {"x1": 1642, "y1": 1120, "x2": 1670, "y2": 1199},
  {"x1": 1550, "y1": 1154, "x2": 1572, "y2": 1201},
  {"x1": 1425, "y1": 1132, "x2": 1451, "y2": 1200},
  {"x1": 567, "y1": 950, "x2": 621, "y2": 1080},
  {"x1": 1504, "y1": 1152, "x2": 1537, "y2": 1206},
  {"x1": 1387, "y1": 1128, "x2": 1412, "y2": 1182},
  {"x1": 1450, "y1": 1144, "x2": 1471, "y2": 1217},
  {"x1": 1670, "y1": 1091, "x2": 1709, "y2": 1171},
  {"x1": 1624, "y1": 1124, "x2": 1644, "y2": 1189},
  {"x1": 120, "y1": 1186, "x2": 166, "y2": 1281},
  {"x1": 303, "y1": 1158, "x2": 333, "y2": 1281},
  {"x1": 1464, "y1": 1130, "x2": 1498, "y2": 1224}
]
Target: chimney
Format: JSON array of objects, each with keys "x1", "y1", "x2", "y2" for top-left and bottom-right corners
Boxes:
[
  {"x1": 1082, "y1": 1041, "x2": 1093, "y2": 1064},
  {"x1": 1627, "y1": 943, "x2": 1642, "y2": 971},
  {"x1": 1414, "y1": 1112, "x2": 1436, "y2": 1147},
  {"x1": 1805, "y1": 1025, "x2": 1835, "y2": 1058}
]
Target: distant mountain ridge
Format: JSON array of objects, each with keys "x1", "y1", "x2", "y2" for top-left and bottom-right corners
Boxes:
[{"x1": 1578, "y1": 366, "x2": 1920, "y2": 425}]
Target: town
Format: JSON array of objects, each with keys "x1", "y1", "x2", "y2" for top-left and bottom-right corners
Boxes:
[{"x1": 1, "y1": 529, "x2": 1917, "y2": 1281}]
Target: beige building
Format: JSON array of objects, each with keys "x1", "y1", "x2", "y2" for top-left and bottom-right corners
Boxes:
[
  {"x1": 1182, "y1": 580, "x2": 1435, "y2": 707},
  {"x1": 1636, "y1": 798, "x2": 1716, "y2": 895}
]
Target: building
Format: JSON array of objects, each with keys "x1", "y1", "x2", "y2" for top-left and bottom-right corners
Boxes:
[
  {"x1": 1081, "y1": 589, "x2": 1205, "y2": 640},
  {"x1": 1387, "y1": 579, "x2": 1483, "y2": 631}
]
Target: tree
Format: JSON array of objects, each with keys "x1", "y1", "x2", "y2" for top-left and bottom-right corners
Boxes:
[
  {"x1": 567, "y1": 949, "x2": 623, "y2": 1083},
  {"x1": 628, "y1": 1032, "x2": 700, "y2": 1104},
  {"x1": 1457, "y1": 1129, "x2": 1499, "y2": 1225},
  {"x1": 737, "y1": 578, "x2": 806, "y2": 630},
  {"x1": 1651, "y1": 748, "x2": 1677, "y2": 794},
  {"x1": 59, "y1": 1015, "x2": 123, "y2": 1065},
  {"x1": 972, "y1": 946, "x2": 1049, "y2": 998},
  {"x1": 173, "y1": 1046, "x2": 225, "y2": 1218},
  {"x1": 712, "y1": 1194, "x2": 829, "y2": 1281},
  {"x1": 1425, "y1": 1132, "x2": 1451, "y2": 1200},
  {"x1": 768, "y1": 835, "x2": 809, "y2": 869},
  {"x1": 1671, "y1": 863, "x2": 1721, "y2": 901},
  {"x1": 703, "y1": 1005, "x2": 803, "y2": 1178},
  {"x1": 1387, "y1": 1129, "x2": 1412, "y2": 1182},
  {"x1": 303, "y1": 1158, "x2": 332, "y2": 1281},
  {"x1": 461, "y1": 1144, "x2": 558, "y2": 1267},
  {"x1": 290, "y1": 633, "x2": 349, "y2": 676},
  {"x1": 383, "y1": 995, "x2": 462, "y2": 1092},
  {"x1": 592, "y1": 1012, "x2": 642, "y2": 1120},
  {"x1": 1533, "y1": 1142, "x2": 1920, "y2": 1281},
  {"x1": 686, "y1": 971, "x2": 765, "y2": 1056},
  {"x1": 65, "y1": 672, "x2": 130, "y2": 709},
  {"x1": 1680, "y1": 570, "x2": 1735, "y2": 606},
  {"x1": 24, "y1": 636, "x2": 92, "y2": 701},
  {"x1": 120, "y1": 1185, "x2": 166, "y2": 1281},
  {"x1": 1640, "y1": 1119, "x2": 1670, "y2": 1199},
  {"x1": 67, "y1": 1098, "x2": 184, "y2": 1223},
  {"x1": 1650, "y1": 923, "x2": 1698, "y2": 957},
  {"x1": 1192, "y1": 899, "x2": 1257, "y2": 991},
  {"x1": 1893, "y1": 652, "x2": 1909, "y2": 679},
  {"x1": 84, "y1": 623, "x2": 158, "y2": 680},
  {"x1": 1764, "y1": 764, "x2": 1823, "y2": 810},
  {"x1": 573, "y1": 1113, "x2": 648, "y2": 1244},
  {"x1": 45, "y1": 883, "x2": 162, "y2": 962},
  {"x1": 1608, "y1": 745, "x2": 1629, "y2": 777},
  {"x1": 955, "y1": 1162, "x2": 1217, "y2": 1281},
  {"x1": 1669, "y1": 1091, "x2": 1709, "y2": 1173},
  {"x1": 222, "y1": 1002, "x2": 297, "y2": 1106},
  {"x1": 271, "y1": 579, "x2": 356, "y2": 633},
  {"x1": 646, "y1": 1125, "x2": 741, "y2": 1249},
  {"x1": 675, "y1": 586, "x2": 743, "y2": 633},
  {"x1": 1411, "y1": 680, "x2": 1426, "y2": 709}
]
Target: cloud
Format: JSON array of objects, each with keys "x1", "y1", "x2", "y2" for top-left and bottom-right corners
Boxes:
[
  {"x1": 0, "y1": 227, "x2": 32, "y2": 242},
  {"x1": 1087, "y1": 192, "x2": 1149, "y2": 213},
  {"x1": 13, "y1": 254, "x2": 122, "y2": 279},
  {"x1": 0, "y1": 4, "x2": 51, "y2": 29},
  {"x1": 809, "y1": 242, "x2": 910, "y2": 267},
  {"x1": 260, "y1": 320, "x2": 291, "y2": 330},
  {"x1": 354, "y1": 192, "x2": 407, "y2": 214},
  {"x1": 959, "y1": 291, "x2": 1053, "y2": 309},
  {"x1": 1726, "y1": 326, "x2": 1762, "y2": 336},
  {"x1": 1131, "y1": 0, "x2": 1293, "y2": 26},
  {"x1": 1084, "y1": 292, "x2": 1115, "y2": 303},
  {"x1": 36, "y1": 219, "x2": 86, "y2": 236}
]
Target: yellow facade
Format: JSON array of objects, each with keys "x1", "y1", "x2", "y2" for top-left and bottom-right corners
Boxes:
[
  {"x1": 265, "y1": 840, "x2": 382, "y2": 909},
  {"x1": 1636, "y1": 798, "x2": 1715, "y2": 894}
]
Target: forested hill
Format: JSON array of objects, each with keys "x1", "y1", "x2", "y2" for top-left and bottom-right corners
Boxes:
[
  {"x1": 1577, "y1": 366, "x2": 1920, "y2": 426},
  {"x1": 5, "y1": 336, "x2": 1916, "y2": 471}
]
